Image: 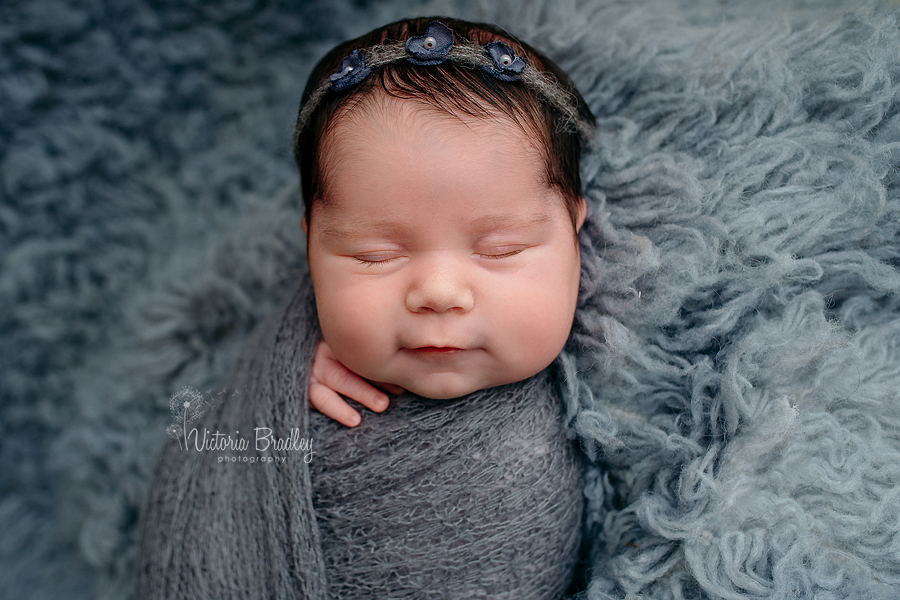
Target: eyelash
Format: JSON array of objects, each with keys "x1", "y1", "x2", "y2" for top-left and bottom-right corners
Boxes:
[
  {"x1": 355, "y1": 256, "x2": 401, "y2": 267},
  {"x1": 479, "y1": 248, "x2": 525, "y2": 260}
]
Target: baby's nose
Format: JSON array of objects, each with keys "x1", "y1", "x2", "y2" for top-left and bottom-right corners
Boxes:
[{"x1": 405, "y1": 258, "x2": 474, "y2": 314}]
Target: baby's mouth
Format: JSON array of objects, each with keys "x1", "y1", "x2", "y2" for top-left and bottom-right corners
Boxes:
[{"x1": 410, "y1": 346, "x2": 464, "y2": 354}]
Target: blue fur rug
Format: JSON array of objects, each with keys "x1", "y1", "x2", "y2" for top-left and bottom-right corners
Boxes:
[{"x1": 2, "y1": 0, "x2": 898, "y2": 598}]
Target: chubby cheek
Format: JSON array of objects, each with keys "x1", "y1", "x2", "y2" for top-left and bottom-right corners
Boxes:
[
  {"x1": 311, "y1": 271, "x2": 393, "y2": 377},
  {"x1": 500, "y1": 293, "x2": 573, "y2": 368},
  {"x1": 491, "y1": 251, "x2": 581, "y2": 369}
]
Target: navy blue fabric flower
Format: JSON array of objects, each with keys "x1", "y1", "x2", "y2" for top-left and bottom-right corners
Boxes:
[
  {"x1": 483, "y1": 41, "x2": 527, "y2": 82},
  {"x1": 406, "y1": 21, "x2": 454, "y2": 65},
  {"x1": 330, "y1": 49, "x2": 371, "y2": 91}
]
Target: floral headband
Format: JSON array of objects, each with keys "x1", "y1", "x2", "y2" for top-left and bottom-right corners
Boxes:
[{"x1": 296, "y1": 21, "x2": 595, "y2": 142}]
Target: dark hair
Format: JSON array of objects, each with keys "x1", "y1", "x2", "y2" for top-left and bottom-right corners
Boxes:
[{"x1": 293, "y1": 16, "x2": 596, "y2": 228}]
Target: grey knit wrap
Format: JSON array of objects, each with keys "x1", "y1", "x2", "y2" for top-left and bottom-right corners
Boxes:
[{"x1": 135, "y1": 281, "x2": 584, "y2": 599}]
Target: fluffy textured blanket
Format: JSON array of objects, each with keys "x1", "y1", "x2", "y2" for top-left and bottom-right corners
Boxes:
[{"x1": 2, "y1": 1, "x2": 900, "y2": 599}]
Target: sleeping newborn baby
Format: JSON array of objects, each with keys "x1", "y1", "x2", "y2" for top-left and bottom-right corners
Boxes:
[{"x1": 137, "y1": 16, "x2": 596, "y2": 599}]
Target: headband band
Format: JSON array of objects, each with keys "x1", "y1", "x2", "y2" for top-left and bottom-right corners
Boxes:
[{"x1": 297, "y1": 21, "x2": 595, "y2": 142}]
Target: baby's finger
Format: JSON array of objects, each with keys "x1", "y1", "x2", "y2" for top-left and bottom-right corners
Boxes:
[
  {"x1": 309, "y1": 381, "x2": 361, "y2": 427},
  {"x1": 319, "y1": 358, "x2": 390, "y2": 414}
]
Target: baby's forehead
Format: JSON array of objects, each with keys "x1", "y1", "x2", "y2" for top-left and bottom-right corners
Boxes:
[{"x1": 317, "y1": 94, "x2": 549, "y2": 197}]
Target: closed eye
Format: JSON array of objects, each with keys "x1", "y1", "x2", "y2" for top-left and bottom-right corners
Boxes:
[
  {"x1": 354, "y1": 253, "x2": 403, "y2": 266},
  {"x1": 478, "y1": 247, "x2": 526, "y2": 260}
]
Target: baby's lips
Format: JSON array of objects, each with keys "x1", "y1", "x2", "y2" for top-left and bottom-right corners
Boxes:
[
  {"x1": 403, "y1": 342, "x2": 469, "y2": 351},
  {"x1": 411, "y1": 346, "x2": 464, "y2": 354},
  {"x1": 402, "y1": 346, "x2": 472, "y2": 363}
]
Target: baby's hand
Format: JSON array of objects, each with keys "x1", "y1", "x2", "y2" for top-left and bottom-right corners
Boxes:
[{"x1": 308, "y1": 340, "x2": 403, "y2": 427}]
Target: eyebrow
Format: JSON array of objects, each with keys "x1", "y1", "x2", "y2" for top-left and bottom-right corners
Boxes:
[
  {"x1": 318, "y1": 210, "x2": 554, "y2": 240},
  {"x1": 468, "y1": 211, "x2": 555, "y2": 231},
  {"x1": 318, "y1": 220, "x2": 409, "y2": 240}
]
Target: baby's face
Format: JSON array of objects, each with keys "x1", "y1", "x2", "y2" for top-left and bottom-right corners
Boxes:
[{"x1": 305, "y1": 97, "x2": 584, "y2": 399}]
